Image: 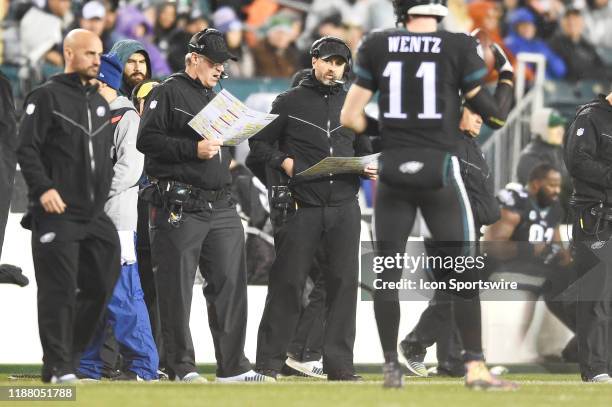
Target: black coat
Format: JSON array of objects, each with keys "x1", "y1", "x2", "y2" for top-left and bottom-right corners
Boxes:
[
  {"x1": 17, "y1": 73, "x2": 113, "y2": 221},
  {"x1": 548, "y1": 33, "x2": 612, "y2": 82},
  {"x1": 248, "y1": 72, "x2": 371, "y2": 206},
  {"x1": 0, "y1": 71, "x2": 17, "y2": 256},
  {"x1": 564, "y1": 95, "x2": 612, "y2": 204},
  {"x1": 137, "y1": 72, "x2": 232, "y2": 191},
  {"x1": 455, "y1": 134, "x2": 500, "y2": 228}
]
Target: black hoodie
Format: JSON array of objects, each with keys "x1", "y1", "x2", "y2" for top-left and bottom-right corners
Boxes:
[
  {"x1": 17, "y1": 73, "x2": 113, "y2": 221},
  {"x1": 564, "y1": 94, "x2": 612, "y2": 204},
  {"x1": 248, "y1": 72, "x2": 371, "y2": 206},
  {"x1": 137, "y1": 72, "x2": 232, "y2": 190}
]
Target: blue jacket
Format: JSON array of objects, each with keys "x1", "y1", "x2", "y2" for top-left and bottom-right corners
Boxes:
[{"x1": 504, "y1": 32, "x2": 567, "y2": 79}]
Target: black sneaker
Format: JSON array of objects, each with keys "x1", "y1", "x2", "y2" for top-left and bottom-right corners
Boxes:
[
  {"x1": 101, "y1": 368, "x2": 122, "y2": 379},
  {"x1": 398, "y1": 340, "x2": 428, "y2": 377},
  {"x1": 435, "y1": 364, "x2": 465, "y2": 378},
  {"x1": 157, "y1": 369, "x2": 169, "y2": 381},
  {"x1": 75, "y1": 371, "x2": 100, "y2": 382},
  {"x1": 280, "y1": 363, "x2": 309, "y2": 377},
  {"x1": 111, "y1": 370, "x2": 144, "y2": 381},
  {"x1": 383, "y1": 361, "x2": 404, "y2": 389},
  {"x1": 327, "y1": 371, "x2": 363, "y2": 381}
]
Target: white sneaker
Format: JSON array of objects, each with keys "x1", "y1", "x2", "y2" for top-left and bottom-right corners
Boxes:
[
  {"x1": 177, "y1": 372, "x2": 208, "y2": 383},
  {"x1": 216, "y1": 370, "x2": 276, "y2": 383},
  {"x1": 285, "y1": 358, "x2": 327, "y2": 379},
  {"x1": 589, "y1": 374, "x2": 612, "y2": 383},
  {"x1": 51, "y1": 374, "x2": 78, "y2": 384}
]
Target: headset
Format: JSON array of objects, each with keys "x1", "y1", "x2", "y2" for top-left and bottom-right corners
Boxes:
[
  {"x1": 188, "y1": 28, "x2": 230, "y2": 79},
  {"x1": 309, "y1": 36, "x2": 352, "y2": 73}
]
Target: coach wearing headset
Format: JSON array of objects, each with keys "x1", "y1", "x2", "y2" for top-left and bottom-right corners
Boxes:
[
  {"x1": 137, "y1": 29, "x2": 270, "y2": 383},
  {"x1": 249, "y1": 36, "x2": 375, "y2": 381}
]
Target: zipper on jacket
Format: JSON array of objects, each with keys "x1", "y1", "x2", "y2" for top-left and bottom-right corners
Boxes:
[
  {"x1": 325, "y1": 94, "x2": 333, "y2": 184},
  {"x1": 87, "y1": 103, "x2": 96, "y2": 203}
]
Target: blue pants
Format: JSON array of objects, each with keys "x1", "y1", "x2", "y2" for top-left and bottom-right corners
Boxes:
[{"x1": 79, "y1": 260, "x2": 159, "y2": 380}]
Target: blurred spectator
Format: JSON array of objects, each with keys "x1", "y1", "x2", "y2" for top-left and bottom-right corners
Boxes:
[
  {"x1": 444, "y1": 0, "x2": 473, "y2": 33},
  {"x1": 166, "y1": 8, "x2": 209, "y2": 73},
  {"x1": 468, "y1": 0, "x2": 527, "y2": 83},
  {"x1": 213, "y1": 6, "x2": 254, "y2": 78},
  {"x1": 500, "y1": 0, "x2": 521, "y2": 36},
  {"x1": 19, "y1": 0, "x2": 73, "y2": 68},
  {"x1": 101, "y1": 0, "x2": 123, "y2": 53},
  {"x1": 298, "y1": 12, "x2": 347, "y2": 67},
  {"x1": 516, "y1": 108, "x2": 568, "y2": 186},
  {"x1": 243, "y1": 0, "x2": 281, "y2": 47},
  {"x1": 252, "y1": 11, "x2": 302, "y2": 77},
  {"x1": 154, "y1": 2, "x2": 177, "y2": 57},
  {"x1": 347, "y1": 0, "x2": 395, "y2": 32},
  {"x1": 504, "y1": 7, "x2": 566, "y2": 79},
  {"x1": 582, "y1": 0, "x2": 612, "y2": 50},
  {"x1": 110, "y1": 39, "x2": 152, "y2": 97},
  {"x1": 523, "y1": 0, "x2": 564, "y2": 40},
  {"x1": 548, "y1": 7, "x2": 612, "y2": 83},
  {"x1": 299, "y1": 0, "x2": 375, "y2": 50},
  {"x1": 114, "y1": 5, "x2": 171, "y2": 76},
  {"x1": 78, "y1": 1, "x2": 106, "y2": 37}
]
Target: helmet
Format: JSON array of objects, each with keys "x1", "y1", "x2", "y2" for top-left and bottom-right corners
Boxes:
[
  {"x1": 392, "y1": 0, "x2": 448, "y2": 23},
  {"x1": 310, "y1": 36, "x2": 352, "y2": 72}
]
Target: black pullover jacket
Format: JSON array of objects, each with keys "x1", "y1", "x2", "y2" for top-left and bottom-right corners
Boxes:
[
  {"x1": 17, "y1": 73, "x2": 113, "y2": 221},
  {"x1": 248, "y1": 72, "x2": 371, "y2": 206},
  {"x1": 137, "y1": 72, "x2": 232, "y2": 190},
  {"x1": 564, "y1": 95, "x2": 612, "y2": 205}
]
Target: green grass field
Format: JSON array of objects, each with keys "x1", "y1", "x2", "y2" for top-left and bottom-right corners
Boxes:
[{"x1": 2, "y1": 373, "x2": 612, "y2": 407}]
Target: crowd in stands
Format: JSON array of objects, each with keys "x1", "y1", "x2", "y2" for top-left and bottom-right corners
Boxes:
[{"x1": 0, "y1": 0, "x2": 611, "y2": 97}]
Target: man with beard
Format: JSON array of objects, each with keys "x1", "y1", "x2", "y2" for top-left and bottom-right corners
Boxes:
[
  {"x1": 109, "y1": 39, "x2": 151, "y2": 97},
  {"x1": 483, "y1": 164, "x2": 575, "y2": 362},
  {"x1": 249, "y1": 36, "x2": 375, "y2": 381},
  {"x1": 17, "y1": 29, "x2": 120, "y2": 383},
  {"x1": 107, "y1": 38, "x2": 162, "y2": 379}
]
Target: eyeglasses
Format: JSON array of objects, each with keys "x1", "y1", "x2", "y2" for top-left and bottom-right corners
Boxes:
[{"x1": 197, "y1": 55, "x2": 227, "y2": 70}]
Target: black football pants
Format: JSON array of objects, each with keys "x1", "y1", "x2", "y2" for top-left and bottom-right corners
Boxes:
[
  {"x1": 32, "y1": 213, "x2": 120, "y2": 380},
  {"x1": 373, "y1": 157, "x2": 483, "y2": 362},
  {"x1": 286, "y1": 254, "x2": 327, "y2": 363},
  {"x1": 256, "y1": 200, "x2": 360, "y2": 374},
  {"x1": 571, "y1": 206, "x2": 612, "y2": 380},
  {"x1": 149, "y1": 204, "x2": 251, "y2": 379}
]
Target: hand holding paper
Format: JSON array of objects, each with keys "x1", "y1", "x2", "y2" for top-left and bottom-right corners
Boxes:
[
  {"x1": 295, "y1": 153, "x2": 381, "y2": 178},
  {"x1": 188, "y1": 89, "x2": 278, "y2": 146},
  {"x1": 197, "y1": 138, "x2": 223, "y2": 160}
]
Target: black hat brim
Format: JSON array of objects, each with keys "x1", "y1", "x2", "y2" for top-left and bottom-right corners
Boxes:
[{"x1": 202, "y1": 49, "x2": 238, "y2": 63}]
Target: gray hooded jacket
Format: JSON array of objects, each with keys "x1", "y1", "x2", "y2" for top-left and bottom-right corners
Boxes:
[{"x1": 104, "y1": 96, "x2": 144, "y2": 231}]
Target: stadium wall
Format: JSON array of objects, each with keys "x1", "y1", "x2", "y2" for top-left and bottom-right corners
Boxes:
[{"x1": 0, "y1": 213, "x2": 573, "y2": 365}]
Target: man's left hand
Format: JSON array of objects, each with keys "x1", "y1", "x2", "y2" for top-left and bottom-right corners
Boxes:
[{"x1": 363, "y1": 164, "x2": 378, "y2": 180}]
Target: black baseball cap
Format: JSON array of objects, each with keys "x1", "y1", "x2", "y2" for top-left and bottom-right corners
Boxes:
[
  {"x1": 311, "y1": 37, "x2": 350, "y2": 65},
  {"x1": 188, "y1": 29, "x2": 238, "y2": 63}
]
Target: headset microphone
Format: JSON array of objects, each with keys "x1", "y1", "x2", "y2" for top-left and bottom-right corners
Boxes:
[{"x1": 220, "y1": 72, "x2": 229, "y2": 80}]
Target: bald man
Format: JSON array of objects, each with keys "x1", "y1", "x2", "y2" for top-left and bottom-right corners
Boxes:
[{"x1": 17, "y1": 29, "x2": 121, "y2": 384}]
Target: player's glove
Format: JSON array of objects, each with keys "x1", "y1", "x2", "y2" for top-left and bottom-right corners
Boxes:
[{"x1": 491, "y1": 43, "x2": 513, "y2": 74}]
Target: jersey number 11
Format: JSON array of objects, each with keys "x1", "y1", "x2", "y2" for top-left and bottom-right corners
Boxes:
[{"x1": 382, "y1": 61, "x2": 441, "y2": 120}]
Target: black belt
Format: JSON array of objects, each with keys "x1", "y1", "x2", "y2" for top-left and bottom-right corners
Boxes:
[{"x1": 156, "y1": 180, "x2": 228, "y2": 203}]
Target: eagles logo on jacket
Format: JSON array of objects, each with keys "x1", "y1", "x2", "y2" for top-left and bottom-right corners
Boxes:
[{"x1": 17, "y1": 73, "x2": 114, "y2": 221}]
